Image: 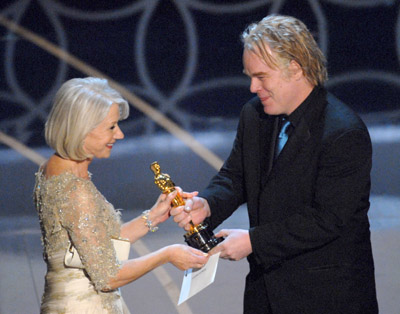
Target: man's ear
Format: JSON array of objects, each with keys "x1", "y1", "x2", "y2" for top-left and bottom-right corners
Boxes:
[{"x1": 289, "y1": 60, "x2": 303, "y2": 80}]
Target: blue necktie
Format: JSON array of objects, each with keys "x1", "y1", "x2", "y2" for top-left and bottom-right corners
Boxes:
[{"x1": 275, "y1": 118, "x2": 291, "y2": 158}]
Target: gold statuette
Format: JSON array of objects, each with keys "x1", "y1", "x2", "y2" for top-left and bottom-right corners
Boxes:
[{"x1": 150, "y1": 161, "x2": 222, "y2": 252}]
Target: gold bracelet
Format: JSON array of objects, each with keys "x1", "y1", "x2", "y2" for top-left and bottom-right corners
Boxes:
[{"x1": 141, "y1": 209, "x2": 158, "y2": 232}]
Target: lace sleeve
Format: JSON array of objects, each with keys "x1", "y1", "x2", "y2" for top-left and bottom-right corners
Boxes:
[{"x1": 59, "y1": 178, "x2": 121, "y2": 291}]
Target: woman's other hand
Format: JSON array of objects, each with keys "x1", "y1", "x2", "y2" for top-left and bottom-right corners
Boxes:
[{"x1": 164, "y1": 244, "x2": 209, "y2": 270}]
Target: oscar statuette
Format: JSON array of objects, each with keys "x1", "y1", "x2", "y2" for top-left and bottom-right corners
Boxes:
[{"x1": 150, "y1": 161, "x2": 223, "y2": 253}]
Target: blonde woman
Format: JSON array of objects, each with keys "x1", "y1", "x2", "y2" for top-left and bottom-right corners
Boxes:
[{"x1": 34, "y1": 77, "x2": 208, "y2": 314}]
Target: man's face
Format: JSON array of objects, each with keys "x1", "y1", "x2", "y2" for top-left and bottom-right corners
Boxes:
[{"x1": 243, "y1": 49, "x2": 302, "y2": 116}]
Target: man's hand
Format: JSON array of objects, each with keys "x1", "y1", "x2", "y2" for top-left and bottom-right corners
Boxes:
[
  {"x1": 170, "y1": 196, "x2": 211, "y2": 231},
  {"x1": 210, "y1": 229, "x2": 252, "y2": 261}
]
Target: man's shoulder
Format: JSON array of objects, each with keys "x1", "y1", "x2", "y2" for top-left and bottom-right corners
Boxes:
[
  {"x1": 321, "y1": 93, "x2": 370, "y2": 142},
  {"x1": 325, "y1": 93, "x2": 367, "y2": 129}
]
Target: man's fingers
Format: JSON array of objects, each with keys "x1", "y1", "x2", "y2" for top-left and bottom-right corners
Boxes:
[
  {"x1": 183, "y1": 198, "x2": 193, "y2": 212},
  {"x1": 170, "y1": 205, "x2": 184, "y2": 216},
  {"x1": 215, "y1": 229, "x2": 229, "y2": 238},
  {"x1": 209, "y1": 244, "x2": 222, "y2": 256}
]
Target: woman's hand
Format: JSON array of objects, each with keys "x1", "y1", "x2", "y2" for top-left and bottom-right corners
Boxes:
[
  {"x1": 107, "y1": 243, "x2": 209, "y2": 289},
  {"x1": 149, "y1": 187, "x2": 199, "y2": 227},
  {"x1": 148, "y1": 191, "x2": 177, "y2": 226},
  {"x1": 165, "y1": 244, "x2": 209, "y2": 270}
]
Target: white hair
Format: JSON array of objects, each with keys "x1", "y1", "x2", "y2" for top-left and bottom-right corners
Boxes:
[{"x1": 45, "y1": 77, "x2": 129, "y2": 160}]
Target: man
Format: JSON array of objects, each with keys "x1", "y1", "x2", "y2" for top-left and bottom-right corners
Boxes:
[{"x1": 172, "y1": 15, "x2": 378, "y2": 313}]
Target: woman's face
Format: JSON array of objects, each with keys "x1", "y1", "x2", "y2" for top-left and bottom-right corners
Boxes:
[{"x1": 83, "y1": 103, "x2": 124, "y2": 159}]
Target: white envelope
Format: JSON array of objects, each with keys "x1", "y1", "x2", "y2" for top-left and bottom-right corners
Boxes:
[{"x1": 178, "y1": 252, "x2": 220, "y2": 305}]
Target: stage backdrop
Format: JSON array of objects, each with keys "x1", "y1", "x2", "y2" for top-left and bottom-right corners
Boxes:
[{"x1": 1, "y1": 0, "x2": 399, "y2": 147}]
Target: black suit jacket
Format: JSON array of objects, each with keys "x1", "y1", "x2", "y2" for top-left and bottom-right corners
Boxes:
[{"x1": 202, "y1": 87, "x2": 378, "y2": 314}]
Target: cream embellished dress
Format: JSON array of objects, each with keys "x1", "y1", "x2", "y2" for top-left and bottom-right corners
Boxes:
[{"x1": 34, "y1": 168, "x2": 130, "y2": 314}]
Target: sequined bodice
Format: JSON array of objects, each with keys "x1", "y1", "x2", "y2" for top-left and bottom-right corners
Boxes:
[{"x1": 34, "y1": 168, "x2": 126, "y2": 313}]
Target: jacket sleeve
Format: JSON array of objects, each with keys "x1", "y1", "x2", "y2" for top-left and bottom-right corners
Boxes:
[{"x1": 201, "y1": 106, "x2": 248, "y2": 229}]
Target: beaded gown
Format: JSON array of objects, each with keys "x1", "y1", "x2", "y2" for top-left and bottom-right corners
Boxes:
[{"x1": 34, "y1": 168, "x2": 131, "y2": 314}]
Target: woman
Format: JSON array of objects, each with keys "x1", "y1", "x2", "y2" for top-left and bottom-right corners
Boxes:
[{"x1": 34, "y1": 77, "x2": 209, "y2": 314}]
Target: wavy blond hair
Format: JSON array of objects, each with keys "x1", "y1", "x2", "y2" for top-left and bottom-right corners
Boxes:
[
  {"x1": 241, "y1": 15, "x2": 327, "y2": 86},
  {"x1": 45, "y1": 77, "x2": 129, "y2": 160}
]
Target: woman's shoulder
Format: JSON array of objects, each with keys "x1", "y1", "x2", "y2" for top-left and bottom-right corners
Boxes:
[{"x1": 37, "y1": 156, "x2": 94, "y2": 193}]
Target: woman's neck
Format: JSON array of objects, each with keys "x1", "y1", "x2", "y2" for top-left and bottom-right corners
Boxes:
[{"x1": 45, "y1": 153, "x2": 92, "y2": 179}]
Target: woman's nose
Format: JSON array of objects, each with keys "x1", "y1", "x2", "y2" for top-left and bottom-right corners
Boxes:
[{"x1": 114, "y1": 125, "x2": 124, "y2": 140}]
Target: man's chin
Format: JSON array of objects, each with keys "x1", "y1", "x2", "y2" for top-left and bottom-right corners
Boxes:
[{"x1": 262, "y1": 105, "x2": 275, "y2": 115}]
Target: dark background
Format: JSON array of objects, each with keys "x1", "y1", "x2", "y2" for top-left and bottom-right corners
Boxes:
[
  {"x1": 1, "y1": 2, "x2": 399, "y2": 313},
  {"x1": 1, "y1": 0, "x2": 399, "y2": 147}
]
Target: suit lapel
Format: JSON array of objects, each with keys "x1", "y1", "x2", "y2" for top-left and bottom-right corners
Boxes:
[
  {"x1": 260, "y1": 116, "x2": 279, "y2": 187},
  {"x1": 275, "y1": 117, "x2": 311, "y2": 166},
  {"x1": 262, "y1": 89, "x2": 327, "y2": 188},
  {"x1": 262, "y1": 113, "x2": 312, "y2": 190}
]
